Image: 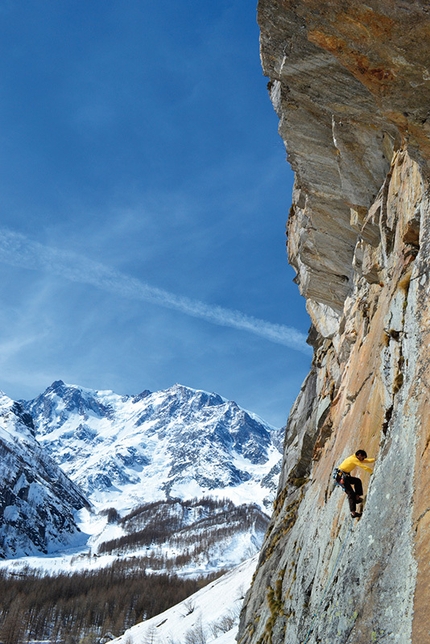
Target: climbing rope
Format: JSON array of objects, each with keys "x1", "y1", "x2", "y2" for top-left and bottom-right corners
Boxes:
[{"x1": 301, "y1": 518, "x2": 355, "y2": 644}]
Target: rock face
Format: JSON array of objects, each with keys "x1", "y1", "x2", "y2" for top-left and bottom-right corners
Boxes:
[{"x1": 238, "y1": 2, "x2": 430, "y2": 643}]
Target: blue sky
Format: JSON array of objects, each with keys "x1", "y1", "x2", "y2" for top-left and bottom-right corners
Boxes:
[{"x1": 0, "y1": 0, "x2": 311, "y2": 426}]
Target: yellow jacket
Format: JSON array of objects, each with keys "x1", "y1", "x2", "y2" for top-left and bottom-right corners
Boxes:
[{"x1": 338, "y1": 454, "x2": 375, "y2": 474}]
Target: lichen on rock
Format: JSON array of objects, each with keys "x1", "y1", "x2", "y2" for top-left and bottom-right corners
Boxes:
[{"x1": 238, "y1": 2, "x2": 430, "y2": 643}]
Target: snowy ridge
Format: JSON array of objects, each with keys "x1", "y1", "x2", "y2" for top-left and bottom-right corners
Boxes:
[{"x1": 0, "y1": 392, "x2": 89, "y2": 558}]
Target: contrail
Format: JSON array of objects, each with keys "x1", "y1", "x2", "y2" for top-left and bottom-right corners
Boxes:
[{"x1": 0, "y1": 229, "x2": 311, "y2": 354}]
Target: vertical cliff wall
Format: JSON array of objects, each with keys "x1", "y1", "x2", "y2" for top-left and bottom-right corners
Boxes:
[{"x1": 238, "y1": 2, "x2": 430, "y2": 643}]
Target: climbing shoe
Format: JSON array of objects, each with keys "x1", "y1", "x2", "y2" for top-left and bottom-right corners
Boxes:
[{"x1": 351, "y1": 512, "x2": 362, "y2": 518}]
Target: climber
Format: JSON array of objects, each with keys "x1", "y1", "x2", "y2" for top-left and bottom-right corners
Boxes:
[{"x1": 334, "y1": 450, "x2": 375, "y2": 518}]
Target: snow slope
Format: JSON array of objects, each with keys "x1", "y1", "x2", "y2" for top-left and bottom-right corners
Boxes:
[{"x1": 111, "y1": 555, "x2": 258, "y2": 644}]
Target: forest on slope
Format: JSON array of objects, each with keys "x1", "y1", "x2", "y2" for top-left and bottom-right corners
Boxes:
[{"x1": 0, "y1": 561, "x2": 221, "y2": 644}]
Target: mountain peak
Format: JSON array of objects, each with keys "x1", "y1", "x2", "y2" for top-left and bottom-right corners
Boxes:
[{"x1": 23, "y1": 381, "x2": 281, "y2": 512}]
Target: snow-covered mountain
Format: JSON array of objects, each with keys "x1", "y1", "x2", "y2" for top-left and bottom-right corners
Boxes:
[
  {"x1": 0, "y1": 382, "x2": 281, "y2": 644},
  {"x1": 0, "y1": 392, "x2": 89, "y2": 558},
  {"x1": 23, "y1": 381, "x2": 283, "y2": 513},
  {"x1": 0, "y1": 380, "x2": 283, "y2": 573}
]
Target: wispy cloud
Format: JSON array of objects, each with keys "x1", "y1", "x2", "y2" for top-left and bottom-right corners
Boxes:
[{"x1": 0, "y1": 229, "x2": 311, "y2": 354}]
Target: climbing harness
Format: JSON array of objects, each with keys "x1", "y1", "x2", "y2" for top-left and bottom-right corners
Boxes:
[
  {"x1": 332, "y1": 467, "x2": 348, "y2": 490},
  {"x1": 301, "y1": 518, "x2": 355, "y2": 644}
]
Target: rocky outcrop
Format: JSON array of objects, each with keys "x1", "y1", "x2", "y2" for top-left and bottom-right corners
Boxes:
[{"x1": 238, "y1": 2, "x2": 430, "y2": 643}]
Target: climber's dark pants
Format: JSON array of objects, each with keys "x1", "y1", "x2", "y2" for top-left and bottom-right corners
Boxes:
[{"x1": 343, "y1": 475, "x2": 363, "y2": 513}]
